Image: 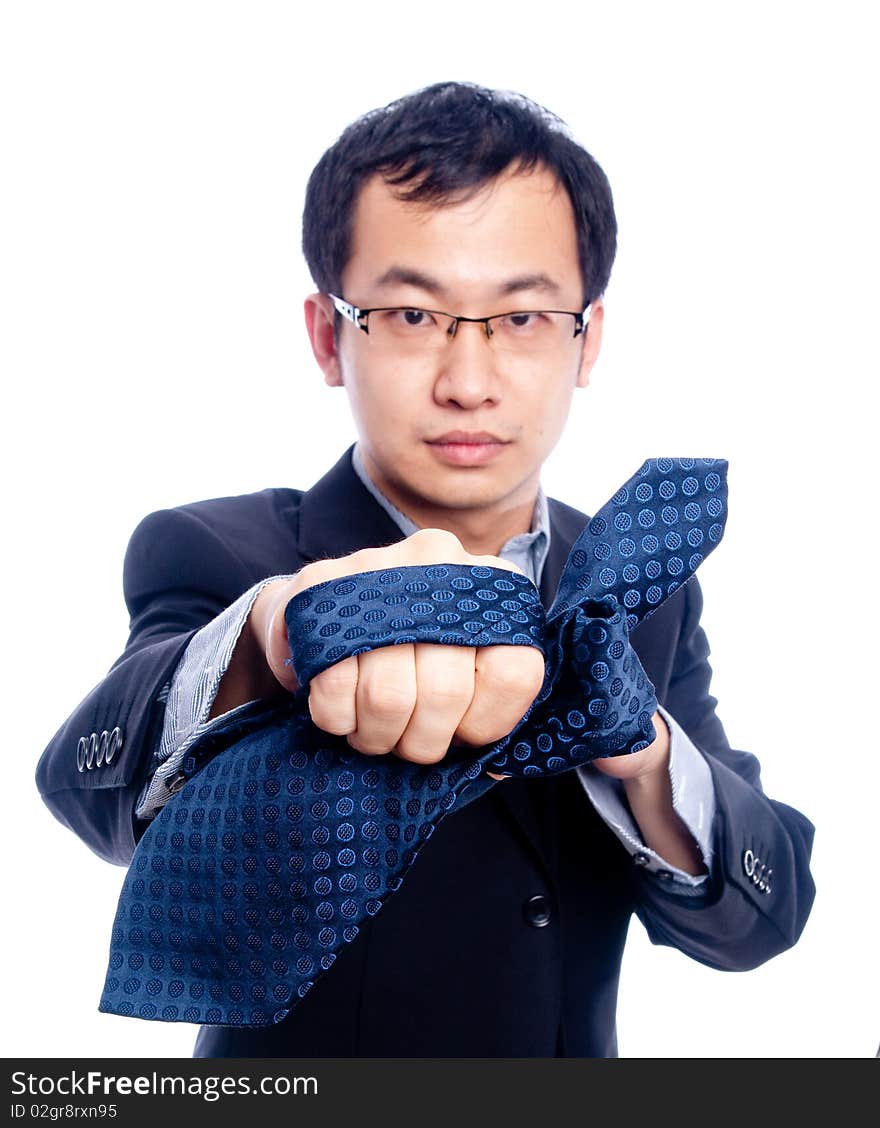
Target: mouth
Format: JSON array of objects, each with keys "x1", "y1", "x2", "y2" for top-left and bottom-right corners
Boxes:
[{"x1": 425, "y1": 432, "x2": 510, "y2": 467}]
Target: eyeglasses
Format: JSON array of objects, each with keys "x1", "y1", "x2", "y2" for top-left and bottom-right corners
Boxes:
[{"x1": 329, "y1": 294, "x2": 591, "y2": 357}]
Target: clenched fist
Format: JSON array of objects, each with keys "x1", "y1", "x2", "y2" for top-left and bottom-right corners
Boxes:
[{"x1": 243, "y1": 529, "x2": 546, "y2": 773}]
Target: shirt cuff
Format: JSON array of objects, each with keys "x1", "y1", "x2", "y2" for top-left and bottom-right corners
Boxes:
[
  {"x1": 135, "y1": 574, "x2": 296, "y2": 820},
  {"x1": 574, "y1": 704, "x2": 716, "y2": 894}
]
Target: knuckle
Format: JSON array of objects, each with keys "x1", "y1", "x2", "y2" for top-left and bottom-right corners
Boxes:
[
  {"x1": 293, "y1": 559, "x2": 338, "y2": 593},
  {"x1": 394, "y1": 740, "x2": 447, "y2": 765},
  {"x1": 297, "y1": 549, "x2": 383, "y2": 591},
  {"x1": 406, "y1": 527, "x2": 464, "y2": 559},
  {"x1": 346, "y1": 734, "x2": 390, "y2": 757},
  {"x1": 480, "y1": 647, "x2": 545, "y2": 700},
  {"x1": 421, "y1": 675, "x2": 474, "y2": 709},
  {"x1": 483, "y1": 664, "x2": 531, "y2": 702},
  {"x1": 312, "y1": 658, "x2": 359, "y2": 697},
  {"x1": 522, "y1": 650, "x2": 547, "y2": 693},
  {"x1": 345, "y1": 545, "x2": 388, "y2": 571},
  {"x1": 308, "y1": 696, "x2": 353, "y2": 736},
  {"x1": 358, "y1": 678, "x2": 416, "y2": 718},
  {"x1": 456, "y1": 717, "x2": 502, "y2": 747}
]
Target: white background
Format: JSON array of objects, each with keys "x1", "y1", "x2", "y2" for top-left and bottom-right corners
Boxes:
[{"x1": 2, "y1": 1, "x2": 877, "y2": 1058}]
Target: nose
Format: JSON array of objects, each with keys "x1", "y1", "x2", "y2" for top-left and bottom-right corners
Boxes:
[{"x1": 432, "y1": 320, "x2": 502, "y2": 410}]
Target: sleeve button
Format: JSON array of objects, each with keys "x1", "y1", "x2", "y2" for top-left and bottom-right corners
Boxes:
[
  {"x1": 106, "y1": 727, "x2": 123, "y2": 764},
  {"x1": 96, "y1": 730, "x2": 110, "y2": 767}
]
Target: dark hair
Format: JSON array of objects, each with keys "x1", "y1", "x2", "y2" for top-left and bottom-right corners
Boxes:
[{"x1": 302, "y1": 81, "x2": 617, "y2": 307}]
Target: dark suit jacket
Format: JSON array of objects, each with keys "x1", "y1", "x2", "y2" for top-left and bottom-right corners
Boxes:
[{"x1": 36, "y1": 446, "x2": 815, "y2": 1057}]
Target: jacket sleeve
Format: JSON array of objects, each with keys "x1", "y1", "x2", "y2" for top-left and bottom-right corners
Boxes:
[
  {"x1": 632, "y1": 576, "x2": 816, "y2": 970},
  {"x1": 34, "y1": 506, "x2": 256, "y2": 867}
]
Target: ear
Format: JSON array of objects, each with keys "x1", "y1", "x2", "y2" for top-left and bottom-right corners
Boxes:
[
  {"x1": 304, "y1": 293, "x2": 344, "y2": 387},
  {"x1": 575, "y1": 298, "x2": 604, "y2": 389}
]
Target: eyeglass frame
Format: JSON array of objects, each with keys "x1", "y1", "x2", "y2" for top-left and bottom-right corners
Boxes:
[{"x1": 328, "y1": 293, "x2": 592, "y2": 340}]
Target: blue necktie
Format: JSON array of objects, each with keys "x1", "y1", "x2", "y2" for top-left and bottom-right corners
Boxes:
[{"x1": 99, "y1": 457, "x2": 727, "y2": 1026}]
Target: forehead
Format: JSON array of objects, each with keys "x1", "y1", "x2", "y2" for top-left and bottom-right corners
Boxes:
[{"x1": 343, "y1": 164, "x2": 582, "y2": 302}]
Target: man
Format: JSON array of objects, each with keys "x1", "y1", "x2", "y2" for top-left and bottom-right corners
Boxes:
[{"x1": 36, "y1": 82, "x2": 815, "y2": 1057}]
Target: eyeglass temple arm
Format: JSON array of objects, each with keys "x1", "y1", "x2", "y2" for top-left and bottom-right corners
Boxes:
[
  {"x1": 329, "y1": 294, "x2": 370, "y2": 333},
  {"x1": 577, "y1": 304, "x2": 593, "y2": 336}
]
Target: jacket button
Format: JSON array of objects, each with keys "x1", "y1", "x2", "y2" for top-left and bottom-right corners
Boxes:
[
  {"x1": 633, "y1": 852, "x2": 650, "y2": 867},
  {"x1": 523, "y1": 894, "x2": 552, "y2": 928}
]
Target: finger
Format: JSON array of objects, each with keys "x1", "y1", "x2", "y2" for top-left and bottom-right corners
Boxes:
[
  {"x1": 471, "y1": 552, "x2": 529, "y2": 577},
  {"x1": 313, "y1": 528, "x2": 467, "y2": 581},
  {"x1": 394, "y1": 643, "x2": 476, "y2": 765},
  {"x1": 308, "y1": 655, "x2": 359, "y2": 735},
  {"x1": 348, "y1": 644, "x2": 417, "y2": 756},
  {"x1": 396, "y1": 527, "x2": 467, "y2": 564},
  {"x1": 455, "y1": 644, "x2": 545, "y2": 747}
]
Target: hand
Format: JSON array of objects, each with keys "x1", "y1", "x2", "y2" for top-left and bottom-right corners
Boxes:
[{"x1": 248, "y1": 529, "x2": 546, "y2": 774}]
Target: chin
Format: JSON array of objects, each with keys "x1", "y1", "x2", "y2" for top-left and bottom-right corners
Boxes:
[{"x1": 431, "y1": 480, "x2": 510, "y2": 509}]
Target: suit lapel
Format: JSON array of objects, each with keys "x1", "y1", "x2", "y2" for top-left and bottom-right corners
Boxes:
[
  {"x1": 294, "y1": 447, "x2": 591, "y2": 880},
  {"x1": 296, "y1": 444, "x2": 406, "y2": 562}
]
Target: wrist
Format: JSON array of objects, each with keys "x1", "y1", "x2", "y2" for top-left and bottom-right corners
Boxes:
[
  {"x1": 208, "y1": 582, "x2": 291, "y2": 719},
  {"x1": 622, "y1": 711, "x2": 671, "y2": 786},
  {"x1": 620, "y1": 714, "x2": 706, "y2": 876}
]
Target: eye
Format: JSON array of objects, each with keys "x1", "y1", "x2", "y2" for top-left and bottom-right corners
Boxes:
[
  {"x1": 499, "y1": 312, "x2": 546, "y2": 331},
  {"x1": 387, "y1": 308, "x2": 435, "y2": 329}
]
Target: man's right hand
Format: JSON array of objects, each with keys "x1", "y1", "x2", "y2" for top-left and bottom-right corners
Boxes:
[{"x1": 239, "y1": 529, "x2": 546, "y2": 769}]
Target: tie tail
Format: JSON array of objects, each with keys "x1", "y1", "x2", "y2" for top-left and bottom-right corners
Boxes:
[{"x1": 548, "y1": 457, "x2": 729, "y2": 630}]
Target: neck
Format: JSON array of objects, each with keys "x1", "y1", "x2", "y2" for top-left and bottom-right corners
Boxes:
[
  {"x1": 398, "y1": 492, "x2": 538, "y2": 556},
  {"x1": 357, "y1": 448, "x2": 539, "y2": 555}
]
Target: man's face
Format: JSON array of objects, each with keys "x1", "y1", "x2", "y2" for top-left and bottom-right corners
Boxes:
[{"x1": 305, "y1": 163, "x2": 603, "y2": 525}]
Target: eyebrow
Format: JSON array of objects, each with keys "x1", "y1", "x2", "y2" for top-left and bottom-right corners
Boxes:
[
  {"x1": 497, "y1": 273, "x2": 562, "y2": 297},
  {"x1": 374, "y1": 266, "x2": 447, "y2": 296},
  {"x1": 372, "y1": 266, "x2": 563, "y2": 301}
]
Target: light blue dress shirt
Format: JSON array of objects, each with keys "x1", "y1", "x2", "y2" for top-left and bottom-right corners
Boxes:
[{"x1": 136, "y1": 444, "x2": 715, "y2": 892}]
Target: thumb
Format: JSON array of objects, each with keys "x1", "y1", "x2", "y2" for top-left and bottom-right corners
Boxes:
[{"x1": 261, "y1": 591, "x2": 301, "y2": 693}]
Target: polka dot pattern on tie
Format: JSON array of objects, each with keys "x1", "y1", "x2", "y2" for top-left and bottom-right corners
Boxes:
[
  {"x1": 550, "y1": 458, "x2": 727, "y2": 633},
  {"x1": 99, "y1": 457, "x2": 728, "y2": 1027}
]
